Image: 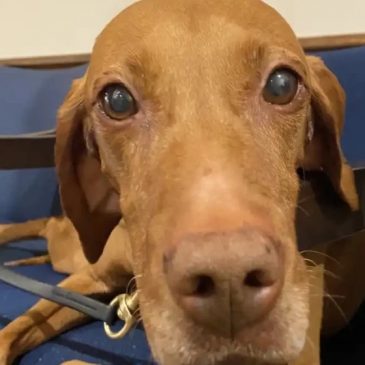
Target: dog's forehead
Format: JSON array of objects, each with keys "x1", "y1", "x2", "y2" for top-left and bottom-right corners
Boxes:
[{"x1": 88, "y1": 0, "x2": 305, "y2": 76}]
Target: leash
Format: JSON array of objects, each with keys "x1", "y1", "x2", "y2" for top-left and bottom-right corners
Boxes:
[
  {"x1": 0, "y1": 263, "x2": 139, "y2": 340},
  {"x1": 1, "y1": 128, "x2": 365, "y2": 341}
]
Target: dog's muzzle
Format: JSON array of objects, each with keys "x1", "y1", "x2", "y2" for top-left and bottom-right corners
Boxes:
[{"x1": 1, "y1": 130, "x2": 365, "y2": 342}]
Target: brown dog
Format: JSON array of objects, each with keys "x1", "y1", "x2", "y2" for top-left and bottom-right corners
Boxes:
[{"x1": 0, "y1": 0, "x2": 363, "y2": 364}]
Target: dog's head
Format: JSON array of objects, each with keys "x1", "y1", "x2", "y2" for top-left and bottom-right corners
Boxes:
[{"x1": 55, "y1": 0, "x2": 358, "y2": 363}]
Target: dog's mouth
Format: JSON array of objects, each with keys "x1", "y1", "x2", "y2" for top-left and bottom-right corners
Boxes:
[
  {"x1": 213, "y1": 354, "x2": 276, "y2": 365},
  {"x1": 214, "y1": 355, "x2": 250, "y2": 365}
]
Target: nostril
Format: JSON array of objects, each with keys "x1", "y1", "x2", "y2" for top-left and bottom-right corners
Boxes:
[
  {"x1": 192, "y1": 275, "x2": 215, "y2": 297},
  {"x1": 244, "y1": 269, "x2": 275, "y2": 288}
]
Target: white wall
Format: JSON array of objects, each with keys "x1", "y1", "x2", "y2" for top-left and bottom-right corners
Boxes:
[
  {"x1": 0, "y1": 0, "x2": 134, "y2": 59},
  {"x1": 0, "y1": 0, "x2": 364, "y2": 60},
  {"x1": 265, "y1": 0, "x2": 365, "y2": 37}
]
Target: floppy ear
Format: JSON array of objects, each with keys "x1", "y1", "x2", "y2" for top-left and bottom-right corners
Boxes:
[
  {"x1": 301, "y1": 56, "x2": 359, "y2": 210},
  {"x1": 55, "y1": 78, "x2": 121, "y2": 263}
]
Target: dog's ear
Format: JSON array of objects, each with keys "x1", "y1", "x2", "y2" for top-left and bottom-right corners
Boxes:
[
  {"x1": 55, "y1": 78, "x2": 121, "y2": 263},
  {"x1": 301, "y1": 56, "x2": 359, "y2": 210}
]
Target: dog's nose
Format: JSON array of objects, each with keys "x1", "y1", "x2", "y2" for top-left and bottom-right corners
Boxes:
[{"x1": 164, "y1": 229, "x2": 284, "y2": 337}]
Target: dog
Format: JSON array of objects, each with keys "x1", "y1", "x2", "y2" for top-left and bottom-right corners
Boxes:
[{"x1": 0, "y1": 0, "x2": 364, "y2": 364}]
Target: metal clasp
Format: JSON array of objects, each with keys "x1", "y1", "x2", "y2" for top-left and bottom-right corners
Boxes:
[{"x1": 104, "y1": 291, "x2": 139, "y2": 339}]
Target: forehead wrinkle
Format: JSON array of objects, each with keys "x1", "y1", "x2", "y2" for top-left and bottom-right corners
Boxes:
[
  {"x1": 127, "y1": 51, "x2": 175, "y2": 115},
  {"x1": 140, "y1": 23, "x2": 269, "y2": 108},
  {"x1": 124, "y1": 51, "x2": 157, "y2": 96},
  {"x1": 89, "y1": 0, "x2": 305, "y2": 77},
  {"x1": 89, "y1": 5, "x2": 307, "y2": 122},
  {"x1": 142, "y1": 17, "x2": 275, "y2": 80},
  {"x1": 88, "y1": 0, "x2": 306, "y2": 99}
]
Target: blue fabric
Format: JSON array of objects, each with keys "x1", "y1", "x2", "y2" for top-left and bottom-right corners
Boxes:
[
  {"x1": 0, "y1": 65, "x2": 87, "y2": 222},
  {"x1": 312, "y1": 46, "x2": 365, "y2": 167},
  {"x1": 0, "y1": 64, "x2": 152, "y2": 364},
  {"x1": 0, "y1": 242, "x2": 151, "y2": 365},
  {"x1": 0, "y1": 46, "x2": 365, "y2": 364}
]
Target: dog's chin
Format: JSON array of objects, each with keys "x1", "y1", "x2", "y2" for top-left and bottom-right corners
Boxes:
[
  {"x1": 212, "y1": 355, "x2": 284, "y2": 365},
  {"x1": 214, "y1": 355, "x2": 264, "y2": 365},
  {"x1": 149, "y1": 334, "x2": 306, "y2": 365},
  {"x1": 141, "y1": 284, "x2": 309, "y2": 365},
  {"x1": 148, "y1": 328, "x2": 307, "y2": 365}
]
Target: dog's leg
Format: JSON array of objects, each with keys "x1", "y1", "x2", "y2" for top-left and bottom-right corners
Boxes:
[
  {"x1": 0, "y1": 217, "x2": 87, "y2": 274},
  {"x1": 4, "y1": 255, "x2": 51, "y2": 267},
  {"x1": 0, "y1": 266, "x2": 120, "y2": 365},
  {"x1": 0, "y1": 218, "x2": 50, "y2": 244},
  {"x1": 0, "y1": 218, "x2": 51, "y2": 267}
]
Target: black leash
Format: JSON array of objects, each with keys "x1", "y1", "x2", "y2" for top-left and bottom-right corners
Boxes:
[{"x1": 0, "y1": 264, "x2": 117, "y2": 325}]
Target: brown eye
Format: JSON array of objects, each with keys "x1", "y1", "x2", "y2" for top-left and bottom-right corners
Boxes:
[
  {"x1": 263, "y1": 68, "x2": 299, "y2": 105},
  {"x1": 100, "y1": 83, "x2": 137, "y2": 120}
]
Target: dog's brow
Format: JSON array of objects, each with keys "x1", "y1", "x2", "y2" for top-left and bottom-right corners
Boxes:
[
  {"x1": 123, "y1": 52, "x2": 161, "y2": 101},
  {"x1": 125, "y1": 56, "x2": 145, "y2": 78},
  {"x1": 240, "y1": 39, "x2": 268, "y2": 65}
]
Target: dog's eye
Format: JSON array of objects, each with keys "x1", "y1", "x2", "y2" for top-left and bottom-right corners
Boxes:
[
  {"x1": 263, "y1": 68, "x2": 299, "y2": 105},
  {"x1": 100, "y1": 84, "x2": 137, "y2": 120}
]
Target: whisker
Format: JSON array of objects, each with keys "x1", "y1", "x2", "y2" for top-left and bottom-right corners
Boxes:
[
  {"x1": 303, "y1": 258, "x2": 317, "y2": 267},
  {"x1": 325, "y1": 293, "x2": 349, "y2": 325},
  {"x1": 298, "y1": 193, "x2": 316, "y2": 204},
  {"x1": 305, "y1": 334, "x2": 316, "y2": 356},
  {"x1": 126, "y1": 278, "x2": 136, "y2": 293},
  {"x1": 296, "y1": 203, "x2": 310, "y2": 216},
  {"x1": 323, "y1": 293, "x2": 345, "y2": 299},
  {"x1": 323, "y1": 269, "x2": 341, "y2": 280},
  {"x1": 126, "y1": 273, "x2": 144, "y2": 294},
  {"x1": 301, "y1": 250, "x2": 342, "y2": 267},
  {"x1": 305, "y1": 263, "x2": 340, "y2": 281}
]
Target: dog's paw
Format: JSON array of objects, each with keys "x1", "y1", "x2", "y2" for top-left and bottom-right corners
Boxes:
[
  {"x1": 0, "y1": 351, "x2": 11, "y2": 365},
  {"x1": 0, "y1": 335, "x2": 15, "y2": 365}
]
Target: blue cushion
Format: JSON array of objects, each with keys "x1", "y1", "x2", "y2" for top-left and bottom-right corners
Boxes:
[
  {"x1": 0, "y1": 63, "x2": 152, "y2": 364},
  {"x1": 0, "y1": 63, "x2": 153, "y2": 364},
  {"x1": 0, "y1": 65, "x2": 86, "y2": 222},
  {"x1": 0, "y1": 241, "x2": 151, "y2": 365},
  {"x1": 1, "y1": 46, "x2": 365, "y2": 365},
  {"x1": 313, "y1": 46, "x2": 365, "y2": 167}
]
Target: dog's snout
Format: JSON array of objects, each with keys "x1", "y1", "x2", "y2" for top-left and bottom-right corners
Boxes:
[{"x1": 164, "y1": 229, "x2": 284, "y2": 337}]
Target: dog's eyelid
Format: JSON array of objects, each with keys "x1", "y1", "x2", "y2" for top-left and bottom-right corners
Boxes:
[
  {"x1": 263, "y1": 50, "x2": 308, "y2": 85},
  {"x1": 90, "y1": 69, "x2": 137, "y2": 100},
  {"x1": 266, "y1": 62, "x2": 304, "y2": 81},
  {"x1": 92, "y1": 80, "x2": 129, "y2": 102}
]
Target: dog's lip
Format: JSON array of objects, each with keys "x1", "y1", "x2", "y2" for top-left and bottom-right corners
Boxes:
[{"x1": 212, "y1": 354, "x2": 247, "y2": 365}]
